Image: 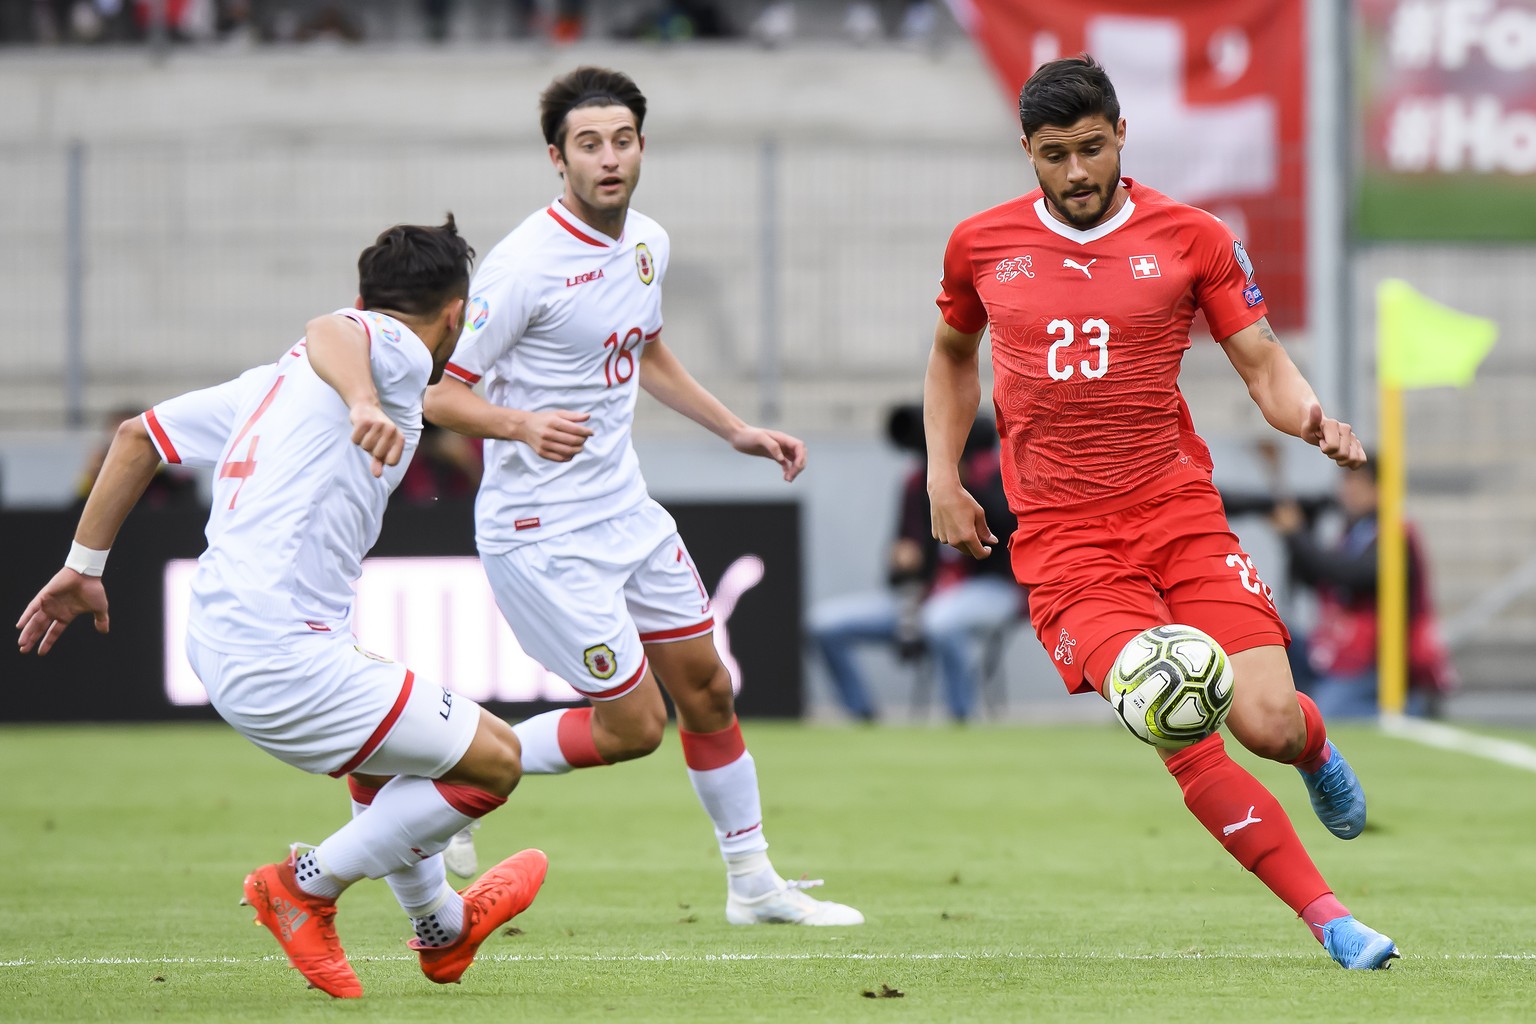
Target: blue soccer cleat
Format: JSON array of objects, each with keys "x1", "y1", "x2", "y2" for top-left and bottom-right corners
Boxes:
[
  {"x1": 1298, "y1": 740, "x2": 1366, "y2": 839},
  {"x1": 1321, "y1": 915, "x2": 1400, "y2": 970}
]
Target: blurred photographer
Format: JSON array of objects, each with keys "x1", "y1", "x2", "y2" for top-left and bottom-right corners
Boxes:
[
  {"x1": 807, "y1": 403, "x2": 1023, "y2": 723},
  {"x1": 1271, "y1": 455, "x2": 1456, "y2": 719}
]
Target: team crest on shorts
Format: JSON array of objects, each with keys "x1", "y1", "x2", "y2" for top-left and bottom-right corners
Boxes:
[
  {"x1": 583, "y1": 643, "x2": 618, "y2": 680},
  {"x1": 635, "y1": 243, "x2": 655, "y2": 285},
  {"x1": 354, "y1": 645, "x2": 394, "y2": 663}
]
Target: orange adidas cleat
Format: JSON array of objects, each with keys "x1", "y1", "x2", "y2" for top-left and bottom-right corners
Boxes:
[
  {"x1": 411, "y1": 848, "x2": 549, "y2": 985},
  {"x1": 241, "y1": 856, "x2": 362, "y2": 999}
]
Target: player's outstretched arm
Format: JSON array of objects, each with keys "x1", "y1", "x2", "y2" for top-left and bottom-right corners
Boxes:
[
  {"x1": 424, "y1": 378, "x2": 592, "y2": 462},
  {"x1": 305, "y1": 314, "x2": 403, "y2": 478},
  {"x1": 638, "y1": 338, "x2": 805, "y2": 481},
  {"x1": 16, "y1": 416, "x2": 161, "y2": 655},
  {"x1": 924, "y1": 316, "x2": 995, "y2": 559},
  {"x1": 1218, "y1": 317, "x2": 1366, "y2": 469}
]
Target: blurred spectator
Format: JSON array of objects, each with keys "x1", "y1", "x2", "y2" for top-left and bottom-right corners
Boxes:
[
  {"x1": 394, "y1": 421, "x2": 483, "y2": 505},
  {"x1": 75, "y1": 406, "x2": 201, "y2": 510},
  {"x1": 611, "y1": 0, "x2": 733, "y2": 41},
  {"x1": 131, "y1": 0, "x2": 217, "y2": 39},
  {"x1": 19, "y1": 0, "x2": 137, "y2": 43},
  {"x1": 424, "y1": 0, "x2": 585, "y2": 42},
  {"x1": 807, "y1": 403, "x2": 1025, "y2": 723},
  {"x1": 1270, "y1": 455, "x2": 1457, "y2": 719},
  {"x1": 750, "y1": 1, "x2": 937, "y2": 47},
  {"x1": 843, "y1": 0, "x2": 936, "y2": 45}
]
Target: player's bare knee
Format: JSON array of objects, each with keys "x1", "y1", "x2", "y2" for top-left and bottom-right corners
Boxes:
[
  {"x1": 485, "y1": 731, "x2": 523, "y2": 796},
  {"x1": 674, "y1": 662, "x2": 735, "y2": 724},
  {"x1": 606, "y1": 711, "x2": 666, "y2": 761},
  {"x1": 1232, "y1": 697, "x2": 1305, "y2": 761},
  {"x1": 446, "y1": 713, "x2": 522, "y2": 795}
]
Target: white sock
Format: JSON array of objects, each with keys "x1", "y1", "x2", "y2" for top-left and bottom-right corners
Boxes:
[
  {"x1": 512, "y1": 710, "x2": 577, "y2": 774},
  {"x1": 411, "y1": 895, "x2": 466, "y2": 947},
  {"x1": 292, "y1": 848, "x2": 345, "y2": 899},
  {"x1": 724, "y1": 849, "x2": 782, "y2": 899},
  {"x1": 687, "y1": 751, "x2": 780, "y2": 896},
  {"x1": 350, "y1": 793, "x2": 456, "y2": 919},
  {"x1": 688, "y1": 751, "x2": 769, "y2": 856},
  {"x1": 316, "y1": 776, "x2": 477, "y2": 882}
]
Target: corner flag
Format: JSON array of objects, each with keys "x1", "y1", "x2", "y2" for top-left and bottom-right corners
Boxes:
[{"x1": 1377, "y1": 279, "x2": 1497, "y2": 389}]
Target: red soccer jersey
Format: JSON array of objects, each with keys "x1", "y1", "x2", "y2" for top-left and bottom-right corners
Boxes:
[{"x1": 937, "y1": 179, "x2": 1267, "y2": 521}]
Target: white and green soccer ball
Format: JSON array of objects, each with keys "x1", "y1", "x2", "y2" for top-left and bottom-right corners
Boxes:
[{"x1": 1106, "y1": 624, "x2": 1234, "y2": 750}]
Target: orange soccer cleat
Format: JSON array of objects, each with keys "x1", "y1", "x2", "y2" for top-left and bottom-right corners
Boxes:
[
  {"x1": 411, "y1": 848, "x2": 549, "y2": 985},
  {"x1": 241, "y1": 856, "x2": 362, "y2": 999}
]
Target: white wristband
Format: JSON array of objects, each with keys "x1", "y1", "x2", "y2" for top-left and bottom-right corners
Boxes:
[{"x1": 65, "y1": 541, "x2": 110, "y2": 577}]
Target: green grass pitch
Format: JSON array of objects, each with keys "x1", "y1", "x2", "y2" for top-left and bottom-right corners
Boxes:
[{"x1": 2, "y1": 719, "x2": 1533, "y2": 1022}]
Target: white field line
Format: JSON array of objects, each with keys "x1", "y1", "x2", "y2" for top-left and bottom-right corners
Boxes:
[
  {"x1": 1379, "y1": 714, "x2": 1536, "y2": 772},
  {"x1": 3, "y1": 951, "x2": 1534, "y2": 968}
]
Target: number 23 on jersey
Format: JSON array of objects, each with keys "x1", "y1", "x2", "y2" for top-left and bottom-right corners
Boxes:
[{"x1": 1046, "y1": 317, "x2": 1110, "y2": 381}]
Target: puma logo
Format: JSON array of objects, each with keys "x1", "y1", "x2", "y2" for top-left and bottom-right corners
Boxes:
[
  {"x1": 1063, "y1": 257, "x2": 1097, "y2": 278},
  {"x1": 1222, "y1": 806, "x2": 1263, "y2": 836},
  {"x1": 712, "y1": 554, "x2": 764, "y2": 693}
]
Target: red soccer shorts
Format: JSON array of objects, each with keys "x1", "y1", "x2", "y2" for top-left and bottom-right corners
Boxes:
[{"x1": 1010, "y1": 479, "x2": 1289, "y2": 695}]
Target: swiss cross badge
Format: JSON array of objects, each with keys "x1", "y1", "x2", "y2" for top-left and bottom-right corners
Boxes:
[{"x1": 1129, "y1": 254, "x2": 1161, "y2": 280}]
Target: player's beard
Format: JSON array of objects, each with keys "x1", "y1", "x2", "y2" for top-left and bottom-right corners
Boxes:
[{"x1": 1040, "y1": 156, "x2": 1121, "y2": 229}]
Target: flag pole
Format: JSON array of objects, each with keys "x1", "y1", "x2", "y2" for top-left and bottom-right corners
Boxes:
[{"x1": 1377, "y1": 383, "x2": 1409, "y2": 716}]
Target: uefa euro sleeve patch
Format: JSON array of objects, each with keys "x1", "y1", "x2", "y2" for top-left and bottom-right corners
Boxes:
[{"x1": 467, "y1": 296, "x2": 490, "y2": 332}]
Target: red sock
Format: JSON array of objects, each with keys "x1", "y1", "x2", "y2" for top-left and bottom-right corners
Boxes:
[
  {"x1": 347, "y1": 776, "x2": 381, "y2": 806},
  {"x1": 1299, "y1": 892, "x2": 1351, "y2": 944},
  {"x1": 1289, "y1": 693, "x2": 1330, "y2": 773},
  {"x1": 1165, "y1": 733, "x2": 1332, "y2": 915},
  {"x1": 678, "y1": 717, "x2": 746, "y2": 770},
  {"x1": 556, "y1": 707, "x2": 609, "y2": 768}
]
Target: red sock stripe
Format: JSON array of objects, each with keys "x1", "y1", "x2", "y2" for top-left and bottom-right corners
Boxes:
[
  {"x1": 679, "y1": 717, "x2": 746, "y2": 771},
  {"x1": 1289, "y1": 692, "x2": 1329, "y2": 770},
  {"x1": 346, "y1": 776, "x2": 380, "y2": 806},
  {"x1": 556, "y1": 707, "x2": 610, "y2": 768},
  {"x1": 330, "y1": 670, "x2": 415, "y2": 778},
  {"x1": 431, "y1": 781, "x2": 507, "y2": 818}
]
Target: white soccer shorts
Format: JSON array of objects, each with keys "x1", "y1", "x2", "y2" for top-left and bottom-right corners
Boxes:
[
  {"x1": 479, "y1": 498, "x2": 715, "y2": 701},
  {"x1": 186, "y1": 633, "x2": 481, "y2": 778}
]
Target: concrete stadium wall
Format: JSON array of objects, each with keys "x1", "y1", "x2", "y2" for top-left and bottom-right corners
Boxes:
[{"x1": 2, "y1": 42, "x2": 1532, "y2": 697}]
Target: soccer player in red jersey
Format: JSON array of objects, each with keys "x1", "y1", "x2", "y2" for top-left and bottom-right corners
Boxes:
[{"x1": 925, "y1": 55, "x2": 1398, "y2": 970}]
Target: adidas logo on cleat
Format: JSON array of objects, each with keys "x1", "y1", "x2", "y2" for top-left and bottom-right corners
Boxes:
[{"x1": 271, "y1": 898, "x2": 311, "y2": 940}]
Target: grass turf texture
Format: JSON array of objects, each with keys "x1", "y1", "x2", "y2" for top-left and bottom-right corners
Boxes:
[{"x1": 2, "y1": 720, "x2": 1533, "y2": 1022}]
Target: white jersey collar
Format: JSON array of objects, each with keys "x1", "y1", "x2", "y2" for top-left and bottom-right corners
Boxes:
[
  {"x1": 1032, "y1": 182, "x2": 1135, "y2": 245},
  {"x1": 547, "y1": 198, "x2": 625, "y2": 248}
]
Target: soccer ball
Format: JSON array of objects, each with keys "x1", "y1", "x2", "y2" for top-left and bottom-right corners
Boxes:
[{"x1": 1106, "y1": 624, "x2": 1234, "y2": 750}]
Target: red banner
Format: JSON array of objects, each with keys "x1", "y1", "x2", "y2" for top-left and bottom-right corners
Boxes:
[{"x1": 954, "y1": 0, "x2": 1308, "y2": 328}]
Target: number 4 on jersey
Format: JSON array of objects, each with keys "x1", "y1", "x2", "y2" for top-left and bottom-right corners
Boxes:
[{"x1": 218, "y1": 376, "x2": 285, "y2": 509}]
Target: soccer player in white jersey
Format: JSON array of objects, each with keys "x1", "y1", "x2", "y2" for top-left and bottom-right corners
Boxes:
[
  {"x1": 16, "y1": 218, "x2": 549, "y2": 997},
  {"x1": 424, "y1": 67, "x2": 862, "y2": 926}
]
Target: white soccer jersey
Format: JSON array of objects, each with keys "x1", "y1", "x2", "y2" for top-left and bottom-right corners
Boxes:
[
  {"x1": 445, "y1": 199, "x2": 668, "y2": 552},
  {"x1": 144, "y1": 309, "x2": 431, "y2": 652}
]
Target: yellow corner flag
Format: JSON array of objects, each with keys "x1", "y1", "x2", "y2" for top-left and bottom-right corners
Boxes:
[{"x1": 1377, "y1": 278, "x2": 1497, "y2": 389}]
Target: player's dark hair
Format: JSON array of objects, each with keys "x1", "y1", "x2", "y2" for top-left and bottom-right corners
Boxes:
[
  {"x1": 357, "y1": 214, "x2": 475, "y2": 317},
  {"x1": 540, "y1": 66, "x2": 647, "y2": 152},
  {"x1": 1018, "y1": 54, "x2": 1120, "y2": 139}
]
